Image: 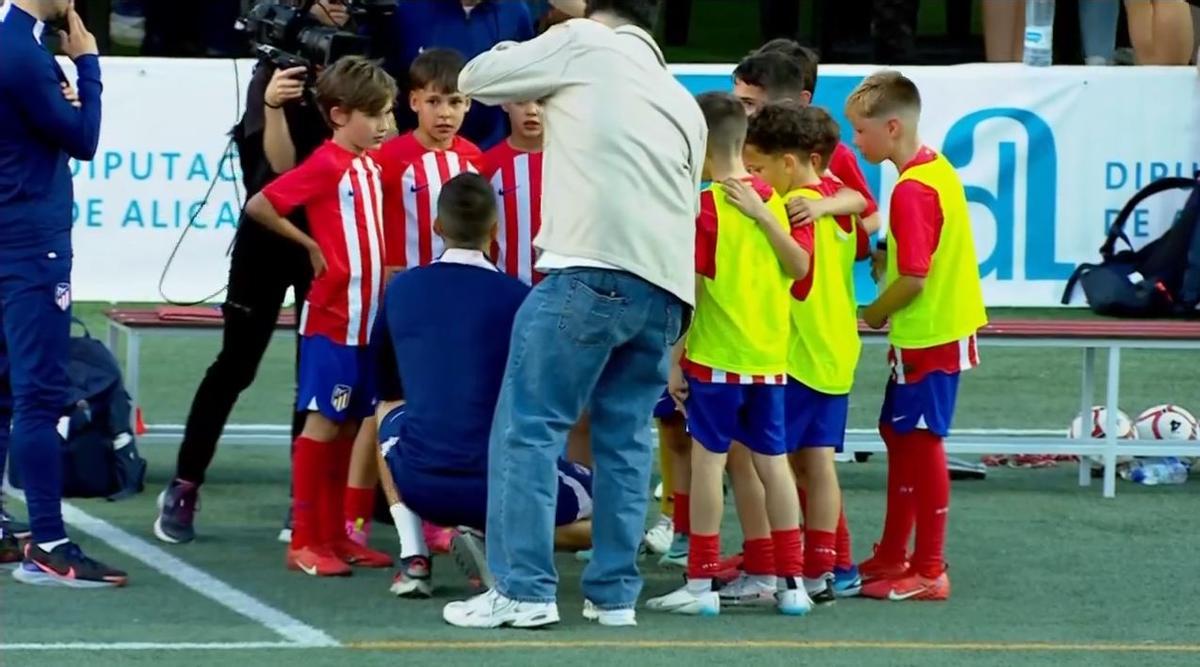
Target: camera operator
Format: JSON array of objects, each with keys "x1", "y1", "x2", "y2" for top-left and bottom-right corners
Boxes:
[{"x1": 152, "y1": 0, "x2": 352, "y2": 545}]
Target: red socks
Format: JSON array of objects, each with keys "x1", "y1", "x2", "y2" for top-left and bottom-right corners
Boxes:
[
  {"x1": 290, "y1": 436, "x2": 323, "y2": 549},
  {"x1": 673, "y1": 492, "x2": 690, "y2": 536},
  {"x1": 835, "y1": 508, "x2": 854, "y2": 569},
  {"x1": 909, "y1": 430, "x2": 950, "y2": 578},
  {"x1": 742, "y1": 537, "x2": 775, "y2": 576},
  {"x1": 877, "y1": 424, "x2": 917, "y2": 564},
  {"x1": 344, "y1": 486, "x2": 376, "y2": 529},
  {"x1": 686, "y1": 532, "x2": 720, "y2": 579},
  {"x1": 771, "y1": 529, "x2": 804, "y2": 578},
  {"x1": 804, "y1": 529, "x2": 837, "y2": 579},
  {"x1": 798, "y1": 486, "x2": 854, "y2": 570}
]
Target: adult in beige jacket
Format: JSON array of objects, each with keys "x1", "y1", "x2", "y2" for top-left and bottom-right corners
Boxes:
[{"x1": 442, "y1": 0, "x2": 706, "y2": 630}]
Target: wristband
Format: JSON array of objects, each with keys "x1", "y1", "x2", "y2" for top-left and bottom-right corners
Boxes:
[{"x1": 265, "y1": 100, "x2": 283, "y2": 109}]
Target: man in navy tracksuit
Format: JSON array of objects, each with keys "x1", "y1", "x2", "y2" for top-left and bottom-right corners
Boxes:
[{"x1": 0, "y1": 0, "x2": 126, "y2": 587}]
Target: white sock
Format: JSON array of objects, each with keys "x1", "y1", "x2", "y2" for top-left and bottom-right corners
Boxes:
[
  {"x1": 686, "y1": 577, "x2": 713, "y2": 595},
  {"x1": 38, "y1": 538, "x2": 69, "y2": 552},
  {"x1": 390, "y1": 502, "x2": 428, "y2": 559}
]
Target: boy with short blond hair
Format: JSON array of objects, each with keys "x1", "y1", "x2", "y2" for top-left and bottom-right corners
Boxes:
[
  {"x1": 246, "y1": 56, "x2": 399, "y2": 576},
  {"x1": 846, "y1": 71, "x2": 987, "y2": 601},
  {"x1": 647, "y1": 92, "x2": 812, "y2": 617},
  {"x1": 743, "y1": 101, "x2": 869, "y2": 601}
]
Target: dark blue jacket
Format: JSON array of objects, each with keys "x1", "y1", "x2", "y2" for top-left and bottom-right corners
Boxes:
[
  {"x1": 0, "y1": 4, "x2": 102, "y2": 259},
  {"x1": 386, "y1": 0, "x2": 534, "y2": 150}
]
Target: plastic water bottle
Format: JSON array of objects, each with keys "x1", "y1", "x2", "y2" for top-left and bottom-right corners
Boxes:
[
  {"x1": 1128, "y1": 457, "x2": 1189, "y2": 486},
  {"x1": 1023, "y1": 0, "x2": 1055, "y2": 67}
]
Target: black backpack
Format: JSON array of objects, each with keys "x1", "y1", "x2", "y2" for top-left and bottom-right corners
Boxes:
[
  {"x1": 8, "y1": 320, "x2": 146, "y2": 500},
  {"x1": 1061, "y1": 174, "x2": 1200, "y2": 318}
]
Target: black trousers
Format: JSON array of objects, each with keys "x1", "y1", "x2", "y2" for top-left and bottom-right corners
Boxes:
[{"x1": 173, "y1": 230, "x2": 312, "y2": 485}]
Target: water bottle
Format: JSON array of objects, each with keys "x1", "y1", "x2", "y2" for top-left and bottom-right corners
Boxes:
[
  {"x1": 1129, "y1": 457, "x2": 1189, "y2": 486},
  {"x1": 1023, "y1": 0, "x2": 1055, "y2": 67}
]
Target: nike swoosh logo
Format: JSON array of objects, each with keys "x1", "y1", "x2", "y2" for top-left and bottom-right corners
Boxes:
[
  {"x1": 888, "y1": 588, "x2": 922, "y2": 601},
  {"x1": 34, "y1": 560, "x2": 76, "y2": 579},
  {"x1": 300, "y1": 563, "x2": 318, "y2": 576},
  {"x1": 499, "y1": 186, "x2": 520, "y2": 196},
  {"x1": 892, "y1": 416, "x2": 906, "y2": 423},
  {"x1": 410, "y1": 184, "x2": 430, "y2": 193}
]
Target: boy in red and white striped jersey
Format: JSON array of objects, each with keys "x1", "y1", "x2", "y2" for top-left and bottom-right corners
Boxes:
[
  {"x1": 246, "y1": 57, "x2": 397, "y2": 577},
  {"x1": 481, "y1": 100, "x2": 544, "y2": 285},
  {"x1": 379, "y1": 48, "x2": 484, "y2": 272}
]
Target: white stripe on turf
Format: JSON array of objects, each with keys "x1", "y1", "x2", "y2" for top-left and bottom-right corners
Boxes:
[
  {"x1": 3, "y1": 486, "x2": 339, "y2": 648},
  {"x1": 0, "y1": 642, "x2": 310, "y2": 651}
]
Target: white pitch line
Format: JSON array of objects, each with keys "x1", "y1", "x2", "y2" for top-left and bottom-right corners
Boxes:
[
  {"x1": 1, "y1": 642, "x2": 309, "y2": 651},
  {"x1": 3, "y1": 487, "x2": 339, "y2": 649}
]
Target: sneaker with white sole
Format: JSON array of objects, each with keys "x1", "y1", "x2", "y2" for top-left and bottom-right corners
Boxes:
[
  {"x1": 832, "y1": 564, "x2": 863, "y2": 598},
  {"x1": 776, "y1": 576, "x2": 814, "y2": 616},
  {"x1": 582, "y1": 600, "x2": 637, "y2": 626},
  {"x1": 718, "y1": 573, "x2": 777, "y2": 606},
  {"x1": 658, "y1": 533, "x2": 687, "y2": 568},
  {"x1": 442, "y1": 589, "x2": 560, "y2": 629},
  {"x1": 450, "y1": 527, "x2": 493, "y2": 592},
  {"x1": 804, "y1": 572, "x2": 837, "y2": 605},
  {"x1": 646, "y1": 581, "x2": 720, "y2": 616},
  {"x1": 643, "y1": 514, "x2": 673, "y2": 555},
  {"x1": 390, "y1": 555, "x2": 433, "y2": 598}
]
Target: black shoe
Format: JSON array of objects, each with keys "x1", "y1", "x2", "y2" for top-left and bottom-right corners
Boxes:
[
  {"x1": 0, "y1": 504, "x2": 31, "y2": 540},
  {"x1": 153, "y1": 479, "x2": 199, "y2": 544},
  {"x1": 0, "y1": 526, "x2": 21, "y2": 564},
  {"x1": 12, "y1": 542, "x2": 128, "y2": 588},
  {"x1": 108, "y1": 436, "x2": 148, "y2": 501}
]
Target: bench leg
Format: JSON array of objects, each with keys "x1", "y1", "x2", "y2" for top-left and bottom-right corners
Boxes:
[
  {"x1": 1102, "y1": 346, "x2": 1121, "y2": 499},
  {"x1": 1077, "y1": 347, "x2": 1095, "y2": 487},
  {"x1": 125, "y1": 331, "x2": 141, "y2": 432}
]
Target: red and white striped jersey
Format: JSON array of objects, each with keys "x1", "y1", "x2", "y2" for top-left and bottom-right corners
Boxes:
[
  {"x1": 887, "y1": 334, "x2": 980, "y2": 385},
  {"x1": 481, "y1": 141, "x2": 544, "y2": 285},
  {"x1": 262, "y1": 140, "x2": 386, "y2": 346},
  {"x1": 378, "y1": 132, "x2": 482, "y2": 269},
  {"x1": 680, "y1": 358, "x2": 787, "y2": 386}
]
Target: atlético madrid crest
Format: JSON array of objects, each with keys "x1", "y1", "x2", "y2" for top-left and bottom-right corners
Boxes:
[
  {"x1": 55, "y1": 283, "x2": 71, "y2": 311},
  {"x1": 331, "y1": 384, "x2": 352, "y2": 413}
]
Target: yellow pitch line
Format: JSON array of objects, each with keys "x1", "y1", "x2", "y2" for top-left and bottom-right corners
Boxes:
[{"x1": 347, "y1": 640, "x2": 1200, "y2": 653}]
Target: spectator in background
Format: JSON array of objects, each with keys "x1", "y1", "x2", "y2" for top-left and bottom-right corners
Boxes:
[
  {"x1": 1124, "y1": 0, "x2": 1194, "y2": 65},
  {"x1": 1080, "y1": 0, "x2": 1121, "y2": 65},
  {"x1": 982, "y1": 0, "x2": 1024, "y2": 62},
  {"x1": 385, "y1": 0, "x2": 535, "y2": 150}
]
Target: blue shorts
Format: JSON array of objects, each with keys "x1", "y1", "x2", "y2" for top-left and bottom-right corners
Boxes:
[
  {"x1": 379, "y1": 406, "x2": 593, "y2": 530},
  {"x1": 653, "y1": 389, "x2": 679, "y2": 419},
  {"x1": 685, "y1": 381, "x2": 787, "y2": 455},
  {"x1": 296, "y1": 335, "x2": 376, "y2": 422},
  {"x1": 784, "y1": 379, "x2": 849, "y2": 452},
  {"x1": 878, "y1": 371, "x2": 960, "y2": 437}
]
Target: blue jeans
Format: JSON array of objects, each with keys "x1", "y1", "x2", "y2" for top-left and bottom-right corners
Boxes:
[{"x1": 486, "y1": 269, "x2": 685, "y2": 609}]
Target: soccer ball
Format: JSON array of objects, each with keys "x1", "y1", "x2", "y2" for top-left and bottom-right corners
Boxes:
[
  {"x1": 1068, "y1": 406, "x2": 1137, "y2": 468},
  {"x1": 1134, "y1": 404, "x2": 1200, "y2": 441},
  {"x1": 1069, "y1": 406, "x2": 1136, "y2": 440}
]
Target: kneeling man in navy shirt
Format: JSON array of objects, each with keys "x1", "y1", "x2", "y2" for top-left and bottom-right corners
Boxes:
[{"x1": 373, "y1": 173, "x2": 592, "y2": 599}]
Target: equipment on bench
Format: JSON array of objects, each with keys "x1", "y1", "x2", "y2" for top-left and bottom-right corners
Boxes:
[{"x1": 1062, "y1": 173, "x2": 1200, "y2": 318}]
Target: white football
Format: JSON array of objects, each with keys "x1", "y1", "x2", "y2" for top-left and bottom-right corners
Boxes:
[
  {"x1": 1068, "y1": 406, "x2": 1136, "y2": 440},
  {"x1": 1134, "y1": 404, "x2": 1200, "y2": 441},
  {"x1": 1069, "y1": 407, "x2": 1137, "y2": 467}
]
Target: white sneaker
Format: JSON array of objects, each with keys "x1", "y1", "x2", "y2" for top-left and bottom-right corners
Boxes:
[
  {"x1": 718, "y1": 574, "x2": 777, "y2": 607},
  {"x1": 642, "y1": 514, "x2": 673, "y2": 555},
  {"x1": 776, "y1": 577, "x2": 814, "y2": 616},
  {"x1": 442, "y1": 589, "x2": 560, "y2": 629},
  {"x1": 803, "y1": 572, "x2": 836, "y2": 605},
  {"x1": 582, "y1": 600, "x2": 637, "y2": 626},
  {"x1": 646, "y1": 583, "x2": 720, "y2": 616}
]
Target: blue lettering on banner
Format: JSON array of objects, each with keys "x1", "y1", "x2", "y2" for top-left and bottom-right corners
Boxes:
[{"x1": 187, "y1": 154, "x2": 210, "y2": 182}]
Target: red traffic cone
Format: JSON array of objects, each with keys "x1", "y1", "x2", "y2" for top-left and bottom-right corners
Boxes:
[{"x1": 135, "y1": 407, "x2": 147, "y2": 435}]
